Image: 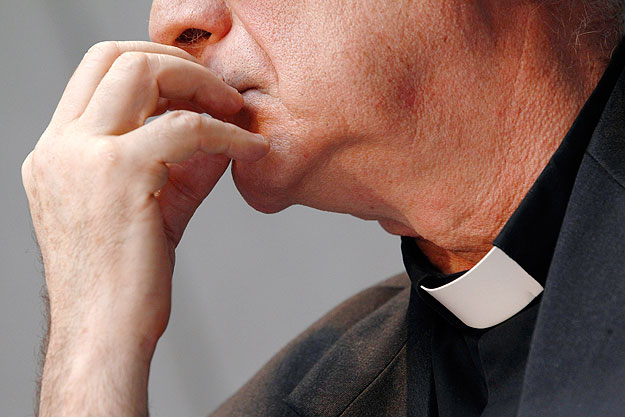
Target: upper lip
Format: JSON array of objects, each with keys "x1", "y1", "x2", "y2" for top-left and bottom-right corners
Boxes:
[
  {"x1": 238, "y1": 87, "x2": 255, "y2": 94},
  {"x1": 221, "y1": 75, "x2": 256, "y2": 94}
]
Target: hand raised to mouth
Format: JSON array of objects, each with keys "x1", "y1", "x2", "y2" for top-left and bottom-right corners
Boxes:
[{"x1": 21, "y1": 40, "x2": 269, "y2": 417}]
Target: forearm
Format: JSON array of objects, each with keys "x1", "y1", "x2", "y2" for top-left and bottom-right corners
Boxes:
[
  {"x1": 39, "y1": 326, "x2": 155, "y2": 417},
  {"x1": 37, "y1": 283, "x2": 158, "y2": 417}
]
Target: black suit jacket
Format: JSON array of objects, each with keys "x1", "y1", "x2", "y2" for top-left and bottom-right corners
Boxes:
[{"x1": 210, "y1": 55, "x2": 625, "y2": 417}]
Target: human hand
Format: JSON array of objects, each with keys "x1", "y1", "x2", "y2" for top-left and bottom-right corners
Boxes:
[{"x1": 21, "y1": 41, "x2": 268, "y2": 417}]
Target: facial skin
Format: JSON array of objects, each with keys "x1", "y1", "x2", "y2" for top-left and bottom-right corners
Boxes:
[
  {"x1": 150, "y1": 1, "x2": 615, "y2": 272},
  {"x1": 150, "y1": 0, "x2": 421, "y2": 213}
]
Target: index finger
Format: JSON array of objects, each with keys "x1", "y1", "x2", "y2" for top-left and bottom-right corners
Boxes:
[
  {"x1": 51, "y1": 41, "x2": 199, "y2": 126},
  {"x1": 79, "y1": 52, "x2": 243, "y2": 135}
]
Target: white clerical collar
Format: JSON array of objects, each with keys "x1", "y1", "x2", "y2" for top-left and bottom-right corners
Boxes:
[{"x1": 420, "y1": 246, "x2": 544, "y2": 329}]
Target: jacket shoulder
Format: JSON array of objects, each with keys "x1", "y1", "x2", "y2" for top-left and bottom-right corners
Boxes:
[{"x1": 209, "y1": 272, "x2": 410, "y2": 417}]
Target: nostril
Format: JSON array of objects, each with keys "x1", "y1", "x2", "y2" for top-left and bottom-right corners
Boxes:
[{"x1": 175, "y1": 28, "x2": 212, "y2": 46}]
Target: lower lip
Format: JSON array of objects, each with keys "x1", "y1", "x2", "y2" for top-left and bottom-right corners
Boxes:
[{"x1": 241, "y1": 88, "x2": 264, "y2": 105}]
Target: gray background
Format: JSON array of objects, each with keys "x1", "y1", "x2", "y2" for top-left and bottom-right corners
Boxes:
[{"x1": 0, "y1": 1, "x2": 402, "y2": 416}]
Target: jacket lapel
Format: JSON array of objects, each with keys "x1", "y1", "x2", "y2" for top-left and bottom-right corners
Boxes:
[{"x1": 517, "y1": 56, "x2": 625, "y2": 417}]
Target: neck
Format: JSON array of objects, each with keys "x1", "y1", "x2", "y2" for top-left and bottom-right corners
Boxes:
[{"x1": 380, "y1": 4, "x2": 616, "y2": 273}]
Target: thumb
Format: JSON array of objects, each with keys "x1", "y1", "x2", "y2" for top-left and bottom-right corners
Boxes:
[{"x1": 156, "y1": 152, "x2": 231, "y2": 247}]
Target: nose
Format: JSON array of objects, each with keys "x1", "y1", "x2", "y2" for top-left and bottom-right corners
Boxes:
[{"x1": 149, "y1": 0, "x2": 232, "y2": 57}]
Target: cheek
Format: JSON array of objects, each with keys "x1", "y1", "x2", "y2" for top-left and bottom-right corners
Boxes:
[
  {"x1": 239, "y1": 1, "x2": 359, "y2": 118},
  {"x1": 237, "y1": 0, "x2": 420, "y2": 128}
]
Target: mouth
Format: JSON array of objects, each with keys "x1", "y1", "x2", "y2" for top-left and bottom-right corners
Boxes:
[
  {"x1": 222, "y1": 74, "x2": 256, "y2": 94},
  {"x1": 238, "y1": 88, "x2": 266, "y2": 109},
  {"x1": 238, "y1": 85, "x2": 269, "y2": 98},
  {"x1": 220, "y1": 73, "x2": 270, "y2": 99},
  {"x1": 223, "y1": 77, "x2": 267, "y2": 97},
  {"x1": 239, "y1": 87, "x2": 256, "y2": 95},
  {"x1": 232, "y1": 85, "x2": 265, "y2": 106},
  {"x1": 224, "y1": 88, "x2": 262, "y2": 131}
]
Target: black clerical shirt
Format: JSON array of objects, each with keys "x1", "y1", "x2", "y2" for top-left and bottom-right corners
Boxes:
[{"x1": 400, "y1": 38, "x2": 625, "y2": 417}]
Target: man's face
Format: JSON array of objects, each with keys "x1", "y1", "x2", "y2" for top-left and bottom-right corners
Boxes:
[{"x1": 149, "y1": 1, "x2": 464, "y2": 219}]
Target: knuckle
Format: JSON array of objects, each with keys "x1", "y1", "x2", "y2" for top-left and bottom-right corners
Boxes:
[
  {"x1": 21, "y1": 152, "x2": 33, "y2": 188},
  {"x1": 224, "y1": 122, "x2": 239, "y2": 137},
  {"x1": 89, "y1": 137, "x2": 122, "y2": 166},
  {"x1": 85, "y1": 41, "x2": 120, "y2": 61},
  {"x1": 113, "y1": 51, "x2": 149, "y2": 73},
  {"x1": 168, "y1": 110, "x2": 204, "y2": 133},
  {"x1": 21, "y1": 146, "x2": 51, "y2": 194}
]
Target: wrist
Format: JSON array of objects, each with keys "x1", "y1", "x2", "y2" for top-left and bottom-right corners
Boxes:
[
  {"x1": 39, "y1": 326, "x2": 156, "y2": 417},
  {"x1": 47, "y1": 318, "x2": 158, "y2": 368}
]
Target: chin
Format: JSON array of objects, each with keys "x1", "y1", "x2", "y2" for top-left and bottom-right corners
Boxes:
[
  {"x1": 378, "y1": 219, "x2": 419, "y2": 237},
  {"x1": 228, "y1": 93, "x2": 340, "y2": 215},
  {"x1": 230, "y1": 156, "x2": 297, "y2": 215}
]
